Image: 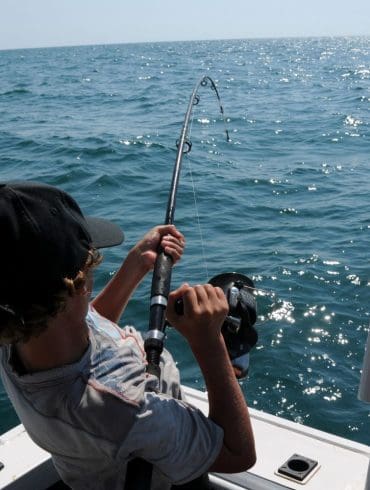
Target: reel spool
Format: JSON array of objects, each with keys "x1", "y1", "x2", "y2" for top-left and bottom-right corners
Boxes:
[{"x1": 208, "y1": 272, "x2": 258, "y2": 379}]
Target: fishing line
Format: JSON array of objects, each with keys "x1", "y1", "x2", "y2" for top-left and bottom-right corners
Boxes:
[
  {"x1": 183, "y1": 80, "x2": 231, "y2": 283},
  {"x1": 186, "y1": 156, "x2": 210, "y2": 282},
  {"x1": 174, "y1": 82, "x2": 276, "y2": 313},
  {"x1": 184, "y1": 95, "x2": 210, "y2": 282}
]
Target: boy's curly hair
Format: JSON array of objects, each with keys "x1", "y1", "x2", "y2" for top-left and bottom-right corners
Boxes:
[{"x1": 0, "y1": 249, "x2": 102, "y2": 345}]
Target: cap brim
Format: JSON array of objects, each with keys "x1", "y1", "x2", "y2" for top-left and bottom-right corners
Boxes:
[{"x1": 85, "y1": 217, "x2": 124, "y2": 249}]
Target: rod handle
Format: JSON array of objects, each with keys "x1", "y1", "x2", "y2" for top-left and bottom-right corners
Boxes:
[{"x1": 150, "y1": 250, "x2": 173, "y2": 302}]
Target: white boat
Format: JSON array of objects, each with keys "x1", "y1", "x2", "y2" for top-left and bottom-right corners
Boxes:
[{"x1": 0, "y1": 385, "x2": 369, "y2": 490}]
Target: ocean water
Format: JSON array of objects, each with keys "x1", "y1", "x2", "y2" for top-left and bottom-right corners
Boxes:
[{"x1": 1, "y1": 37, "x2": 370, "y2": 445}]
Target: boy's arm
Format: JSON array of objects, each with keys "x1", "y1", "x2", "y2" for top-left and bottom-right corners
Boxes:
[
  {"x1": 167, "y1": 284, "x2": 256, "y2": 473},
  {"x1": 91, "y1": 225, "x2": 184, "y2": 323}
]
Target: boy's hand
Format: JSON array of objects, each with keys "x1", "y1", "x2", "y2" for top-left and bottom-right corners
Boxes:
[
  {"x1": 167, "y1": 283, "x2": 229, "y2": 346},
  {"x1": 135, "y1": 225, "x2": 185, "y2": 271}
]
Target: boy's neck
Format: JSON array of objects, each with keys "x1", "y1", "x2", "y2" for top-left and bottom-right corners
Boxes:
[{"x1": 15, "y1": 298, "x2": 90, "y2": 373}]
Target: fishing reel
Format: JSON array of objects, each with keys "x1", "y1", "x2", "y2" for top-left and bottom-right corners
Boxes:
[
  {"x1": 208, "y1": 272, "x2": 258, "y2": 379},
  {"x1": 172, "y1": 272, "x2": 258, "y2": 379}
]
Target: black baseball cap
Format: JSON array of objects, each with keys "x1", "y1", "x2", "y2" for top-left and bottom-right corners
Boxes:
[{"x1": 0, "y1": 181, "x2": 124, "y2": 307}]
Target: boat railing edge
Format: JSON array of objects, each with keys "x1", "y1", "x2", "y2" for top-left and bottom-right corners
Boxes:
[{"x1": 182, "y1": 385, "x2": 370, "y2": 458}]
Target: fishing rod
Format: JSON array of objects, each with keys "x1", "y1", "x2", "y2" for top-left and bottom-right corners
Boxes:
[
  {"x1": 143, "y1": 75, "x2": 230, "y2": 378},
  {"x1": 124, "y1": 76, "x2": 230, "y2": 490}
]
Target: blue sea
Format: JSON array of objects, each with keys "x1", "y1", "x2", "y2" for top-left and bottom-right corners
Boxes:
[{"x1": 1, "y1": 37, "x2": 370, "y2": 445}]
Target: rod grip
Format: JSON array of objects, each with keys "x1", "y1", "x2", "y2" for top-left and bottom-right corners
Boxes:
[{"x1": 150, "y1": 251, "x2": 173, "y2": 300}]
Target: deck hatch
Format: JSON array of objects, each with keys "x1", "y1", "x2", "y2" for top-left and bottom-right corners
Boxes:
[{"x1": 277, "y1": 453, "x2": 318, "y2": 483}]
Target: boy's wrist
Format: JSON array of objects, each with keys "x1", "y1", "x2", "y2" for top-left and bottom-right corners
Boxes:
[
  {"x1": 188, "y1": 331, "x2": 225, "y2": 355},
  {"x1": 128, "y1": 246, "x2": 152, "y2": 274}
]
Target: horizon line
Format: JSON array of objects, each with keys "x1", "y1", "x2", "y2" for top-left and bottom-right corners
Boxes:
[{"x1": 0, "y1": 34, "x2": 369, "y2": 53}]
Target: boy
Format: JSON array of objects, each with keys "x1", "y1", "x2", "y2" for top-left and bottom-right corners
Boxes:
[{"x1": 0, "y1": 181, "x2": 256, "y2": 489}]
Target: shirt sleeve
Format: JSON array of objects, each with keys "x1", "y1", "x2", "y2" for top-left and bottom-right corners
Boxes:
[{"x1": 117, "y1": 392, "x2": 224, "y2": 485}]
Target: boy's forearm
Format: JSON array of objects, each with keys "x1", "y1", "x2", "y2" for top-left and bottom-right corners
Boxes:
[
  {"x1": 92, "y1": 248, "x2": 149, "y2": 323},
  {"x1": 190, "y1": 335, "x2": 256, "y2": 472}
]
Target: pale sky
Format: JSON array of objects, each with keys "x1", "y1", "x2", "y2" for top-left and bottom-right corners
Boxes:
[{"x1": 1, "y1": 0, "x2": 369, "y2": 50}]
